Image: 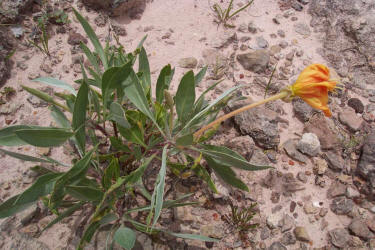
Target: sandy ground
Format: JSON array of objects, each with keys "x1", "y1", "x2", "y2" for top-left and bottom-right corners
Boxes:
[{"x1": 0, "y1": 0, "x2": 366, "y2": 249}]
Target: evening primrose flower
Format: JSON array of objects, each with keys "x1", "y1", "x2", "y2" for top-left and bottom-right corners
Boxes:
[
  {"x1": 286, "y1": 64, "x2": 338, "y2": 117},
  {"x1": 194, "y1": 64, "x2": 338, "y2": 139}
]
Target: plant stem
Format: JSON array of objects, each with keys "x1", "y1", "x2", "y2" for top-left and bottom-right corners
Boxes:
[{"x1": 193, "y1": 91, "x2": 289, "y2": 139}]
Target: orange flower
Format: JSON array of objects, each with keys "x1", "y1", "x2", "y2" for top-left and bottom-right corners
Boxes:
[{"x1": 288, "y1": 64, "x2": 338, "y2": 117}]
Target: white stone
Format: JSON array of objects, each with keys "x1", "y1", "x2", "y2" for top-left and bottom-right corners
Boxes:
[{"x1": 297, "y1": 133, "x2": 321, "y2": 156}]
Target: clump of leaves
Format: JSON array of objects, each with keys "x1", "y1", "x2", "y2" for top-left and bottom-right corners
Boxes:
[
  {"x1": 28, "y1": 15, "x2": 50, "y2": 56},
  {"x1": 212, "y1": 0, "x2": 254, "y2": 28},
  {"x1": 0, "y1": 9, "x2": 270, "y2": 249},
  {"x1": 223, "y1": 203, "x2": 258, "y2": 233}
]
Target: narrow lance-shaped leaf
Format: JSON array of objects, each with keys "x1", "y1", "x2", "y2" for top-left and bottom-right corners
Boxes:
[
  {"x1": 155, "y1": 64, "x2": 174, "y2": 103},
  {"x1": 175, "y1": 71, "x2": 195, "y2": 122},
  {"x1": 0, "y1": 125, "x2": 35, "y2": 146},
  {"x1": 32, "y1": 77, "x2": 77, "y2": 96},
  {"x1": 0, "y1": 148, "x2": 50, "y2": 163},
  {"x1": 15, "y1": 128, "x2": 74, "y2": 147},
  {"x1": 138, "y1": 47, "x2": 151, "y2": 93},
  {"x1": 73, "y1": 8, "x2": 108, "y2": 69},
  {"x1": 50, "y1": 105, "x2": 71, "y2": 128},
  {"x1": 72, "y1": 81, "x2": 89, "y2": 153}
]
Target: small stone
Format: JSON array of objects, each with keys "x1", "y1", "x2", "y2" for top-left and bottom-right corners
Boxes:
[
  {"x1": 0, "y1": 102, "x2": 22, "y2": 115},
  {"x1": 293, "y1": 227, "x2": 311, "y2": 242},
  {"x1": 338, "y1": 107, "x2": 363, "y2": 132},
  {"x1": 200, "y1": 224, "x2": 225, "y2": 239},
  {"x1": 178, "y1": 57, "x2": 198, "y2": 68},
  {"x1": 237, "y1": 23, "x2": 248, "y2": 32},
  {"x1": 260, "y1": 227, "x2": 270, "y2": 240},
  {"x1": 40, "y1": 63, "x2": 53, "y2": 74},
  {"x1": 291, "y1": 3, "x2": 303, "y2": 11},
  {"x1": 283, "y1": 139, "x2": 308, "y2": 163},
  {"x1": 280, "y1": 231, "x2": 296, "y2": 245},
  {"x1": 268, "y1": 242, "x2": 287, "y2": 250},
  {"x1": 161, "y1": 32, "x2": 171, "y2": 39},
  {"x1": 143, "y1": 25, "x2": 154, "y2": 32},
  {"x1": 304, "y1": 202, "x2": 319, "y2": 214},
  {"x1": 273, "y1": 14, "x2": 282, "y2": 24},
  {"x1": 270, "y1": 45, "x2": 281, "y2": 56},
  {"x1": 348, "y1": 98, "x2": 364, "y2": 113},
  {"x1": 327, "y1": 181, "x2": 346, "y2": 198},
  {"x1": 256, "y1": 36, "x2": 269, "y2": 48},
  {"x1": 279, "y1": 41, "x2": 288, "y2": 49},
  {"x1": 346, "y1": 187, "x2": 360, "y2": 199},
  {"x1": 267, "y1": 214, "x2": 281, "y2": 229},
  {"x1": 276, "y1": 30, "x2": 285, "y2": 38},
  {"x1": 290, "y1": 201, "x2": 297, "y2": 213},
  {"x1": 298, "y1": 0, "x2": 309, "y2": 5},
  {"x1": 94, "y1": 14, "x2": 107, "y2": 27},
  {"x1": 324, "y1": 151, "x2": 345, "y2": 171},
  {"x1": 237, "y1": 50, "x2": 270, "y2": 73},
  {"x1": 248, "y1": 21, "x2": 257, "y2": 33},
  {"x1": 279, "y1": 214, "x2": 294, "y2": 232},
  {"x1": 296, "y1": 133, "x2": 320, "y2": 157},
  {"x1": 330, "y1": 197, "x2": 354, "y2": 215},
  {"x1": 10, "y1": 26, "x2": 24, "y2": 38},
  {"x1": 313, "y1": 158, "x2": 328, "y2": 175},
  {"x1": 68, "y1": 31, "x2": 88, "y2": 45},
  {"x1": 36, "y1": 147, "x2": 50, "y2": 156},
  {"x1": 349, "y1": 218, "x2": 373, "y2": 240},
  {"x1": 294, "y1": 23, "x2": 311, "y2": 36}
]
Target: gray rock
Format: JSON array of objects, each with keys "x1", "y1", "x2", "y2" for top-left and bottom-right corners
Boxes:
[
  {"x1": 250, "y1": 149, "x2": 270, "y2": 166},
  {"x1": 0, "y1": 0, "x2": 33, "y2": 23},
  {"x1": 226, "y1": 135, "x2": 256, "y2": 161},
  {"x1": 0, "y1": 102, "x2": 22, "y2": 115},
  {"x1": 283, "y1": 139, "x2": 308, "y2": 163},
  {"x1": 329, "y1": 228, "x2": 350, "y2": 248},
  {"x1": 293, "y1": 227, "x2": 311, "y2": 242},
  {"x1": 324, "y1": 151, "x2": 345, "y2": 171},
  {"x1": 237, "y1": 23, "x2": 248, "y2": 32},
  {"x1": 267, "y1": 214, "x2": 281, "y2": 229},
  {"x1": 280, "y1": 232, "x2": 296, "y2": 245},
  {"x1": 279, "y1": 40, "x2": 288, "y2": 49},
  {"x1": 303, "y1": 114, "x2": 340, "y2": 150},
  {"x1": 237, "y1": 50, "x2": 270, "y2": 73},
  {"x1": 348, "y1": 98, "x2": 364, "y2": 113},
  {"x1": 201, "y1": 224, "x2": 225, "y2": 239},
  {"x1": 327, "y1": 181, "x2": 346, "y2": 198},
  {"x1": 357, "y1": 131, "x2": 375, "y2": 187},
  {"x1": 67, "y1": 31, "x2": 88, "y2": 46},
  {"x1": 256, "y1": 36, "x2": 269, "y2": 48},
  {"x1": 178, "y1": 57, "x2": 198, "y2": 68},
  {"x1": 233, "y1": 105, "x2": 280, "y2": 149},
  {"x1": 94, "y1": 14, "x2": 107, "y2": 27},
  {"x1": 298, "y1": 0, "x2": 309, "y2": 4},
  {"x1": 279, "y1": 214, "x2": 295, "y2": 232},
  {"x1": 330, "y1": 197, "x2": 354, "y2": 215},
  {"x1": 292, "y1": 2, "x2": 303, "y2": 11},
  {"x1": 261, "y1": 227, "x2": 270, "y2": 240},
  {"x1": 338, "y1": 107, "x2": 363, "y2": 132},
  {"x1": 297, "y1": 133, "x2": 320, "y2": 156},
  {"x1": 294, "y1": 23, "x2": 311, "y2": 36},
  {"x1": 268, "y1": 242, "x2": 287, "y2": 250},
  {"x1": 248, "y1": 21, "x2": 257, "y2": 33},
  {"x1": 346, "y1": 186, "x2": 360, "y2": 198},
  {"x1": 349, "y1": 218, "x2": 373, "y2": 240},
  {"x1": 277, "y1": 30, "x2": 285, "y2": 38},
  {"x1": 82, "y1": 0, "x2": 146, "y2": 18}
]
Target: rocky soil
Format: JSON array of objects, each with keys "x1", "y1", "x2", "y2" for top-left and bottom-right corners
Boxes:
[{"x1": 1, "y1": 0, "x2": 375, "y2": 249}]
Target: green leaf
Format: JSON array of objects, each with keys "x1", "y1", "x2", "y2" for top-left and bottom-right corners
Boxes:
[
  {"x1": 155, "y1": 64, "x2": 174, "y2": 103},
  {"x1": 50, "y1": 105, "x2": 71, "y2": 128},
  {"x1": 72, "y1": 81, "x2": 89, "y2": 153},
  {"x1": 176, "y1": 134, "x2": 193, "y2": 146},
  {"x1": 148, "y1": 146, "x2": 168, "y2": 229},
  {"x1": 49, "y1": 148, "x2": 95, "y2": 208},
  {"x1": 199, "y1": 144, "x2": 271, "y2": 171},
  {"x1": 175, "y1": 71, "x2": 195, "y2": 122},
  {"x1": 136, "y1": 35, "x2": 147, "y2": 51},
  {"x1": 138, "y1": 47, "x2": 151, "y2": 93},
  {"x1": 73, "y1": 8, "x2": 108, "y2": 69},
  {"x1": 205, "y1": 155, "x2": 249, "y2": 191},
  {"x1": 66, "y1": 185, "x2": 104, "y2": 201},
  {"x1": 32, "y1": 77, "x2": 77, "y2": 96},
  {"x1": 194, "y1": 66, "x2": 207, "y2": 86},
  {"x1": 80, "y1": 43, "x2": 101, "y2": 76},
  {"x1": 0, "y1": 195, "x2": 34, "y2": 218},
  {"x1": 114, "y1": 227, "x2": 136, "y2": 250},
  {"x1": 166, "y1": 232, "x2": 220, "y2": 242},
  {"x1": 102, "y1": 158, "x2": 120, "y2": 190},
  {"x1": 22, "y1": 85, "x2": 69, "y2": 112},
  {"x1": 108, "y1": 102, "x2": 130, "y2": 129},
  {"x1": 118, "y1": 126, "x2": 146, "y2": 147},
  {"x1": 192, "y1": 165, "x2": 218, "y2": 193},
  {"x1": 0, "y1": 125, "x2": 33, "y2": 146},
  {"x1": 15, "y1": 173, "x2": 62, "y2": 205},
  {"x1": 15, "y1": 128, "x2": 74, "y2": 147},
  {"x1": 0, "y1": 148, "x2": 50, "y2": 163}
]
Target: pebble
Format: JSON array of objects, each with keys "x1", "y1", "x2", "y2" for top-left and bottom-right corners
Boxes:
[
  {"x1": 269, "y1": 242, "x2": 287, "y2": 250},
  {"x1": 296, "y1": 133, "x2": 320, "y2": 157},
  {"x1": 330, "y1": 197, "x2": 354, "y2": 215},
  {"x1": 256, "y1": 36, "x2": 269, "y2": 48},
  {"x1": 178, "y1": 57, "x2": 198, "y2": 68},
  {"x1": 277, "y1": 29, "x2": 285, "y2": 38},
  {"x1": 304, "y1": 202, "x2": 320, "y2": 214},
  {"x1": 293, "y1": 227, "x2": 311, "y2": 242},
  {"x1": 279, "y1": 41, "x2": 288, "y2": 49},
  {"x1": 348, "y1": 98, "x2": 364, "y2": 113},
  {"x1": 349, "y1": 218, "x2": 373, "y2": 240},
  {"x1": 294, "y1": 23, "x2": 311, "y2": 36},
  {"x1": 248, "y1": 21, "x2": 257, "y2": 33},
  {"x1": 297, "y1": 172, "x2": 308, "y2": 183},
  {"x1": 292, "y1": 3, "x2": 303, "y2": 11}
]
